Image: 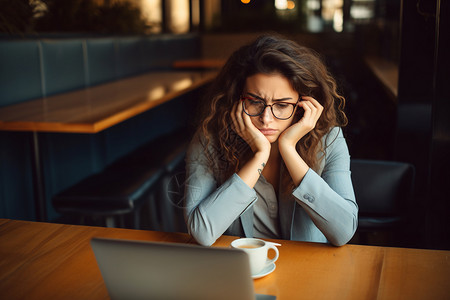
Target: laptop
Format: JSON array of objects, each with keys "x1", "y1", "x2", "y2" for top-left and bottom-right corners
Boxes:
[{"x1": 91, "y1": 237, "x2": 276, "y2": 300}]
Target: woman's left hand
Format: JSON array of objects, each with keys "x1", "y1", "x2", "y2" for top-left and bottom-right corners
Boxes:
[{"x1": 279, "y1": 96, "x2": 323, "y2": 148}]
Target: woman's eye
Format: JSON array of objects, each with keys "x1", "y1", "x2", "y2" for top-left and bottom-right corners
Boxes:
[
  {"x1": 249, "y1": 99, "x2": 263, "y2": 105},
  {"x1": 275, "y1": 103, "x2": 290, "y2": 109}
]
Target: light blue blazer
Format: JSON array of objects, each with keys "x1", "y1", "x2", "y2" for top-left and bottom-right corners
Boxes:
[{"x1": 184, "y1": 127, "x2": 358, "y2": 246}]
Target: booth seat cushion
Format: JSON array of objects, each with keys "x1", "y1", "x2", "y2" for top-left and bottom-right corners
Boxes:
[
  {"x1": 53, "y1": 166, "x2": 162, "y2": 215},
  {"x1": 52, "y1": 130, "x2": 191, "y2": 217}
]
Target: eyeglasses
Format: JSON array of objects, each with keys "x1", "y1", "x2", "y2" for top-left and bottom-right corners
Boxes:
[{"x1": 241, "y1": 95, "x2": 299, "y2": 120}]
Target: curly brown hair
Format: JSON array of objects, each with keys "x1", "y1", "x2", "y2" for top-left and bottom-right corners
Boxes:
[{"x1": 198, "y1": 34, "x2": 347, "y2": 183}]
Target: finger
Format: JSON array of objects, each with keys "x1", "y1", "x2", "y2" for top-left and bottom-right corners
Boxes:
[
  {"x1": 241, "y1": 106, "x2": 255, "y2": 128},
  {"x1": 302, "y1": 96, "x2": 323, "y2": 114},
  {"x1": 300, "y1": 98, "x2": 322, "y2": 121},
  {"x1": 237, "y1": 98, "x2": 260, "y2": 135},
  {"x1": 305, "y1": 100, "x2": 322, "y2": 123},
  {"x1": 306, "y1": 101, "x2": 319, "y2": 123},
  {"x1": 304, "y1": 100, "x2": 319, "y2": 119},
  {"x1": 231, "y1": 103, "x2": 241, "y2": 133},
  {"x1": 298, "y1": 101, "x2": 321, "y2": 131},
  {"x1": 244, "y1": 115, "x2": 260, "y2": 138},
  {"x1": 230, "y1": 102, "x2": 237, "y2": 125},
  {"x1": 301, "y1": 96, "x2": 318, "y2": 103},
  {"x1": 235, "y1": 100, "x2": 246, "y2": 131},
  {"x1": 309, "y1": 98, "x2": 323, "y2": 121}
]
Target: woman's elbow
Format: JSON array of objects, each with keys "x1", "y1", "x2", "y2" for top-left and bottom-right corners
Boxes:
[
  {"x1": 329, "y1": 215, "x2": 358, "y2": 247},
  {"x1": 186, "y1": 216, "x2": 217, "y2": 247},
  {"x1": 329, "y1": 237, "x2": 350, "y2": 247},
  {"x1": 188, "y1": 228, "x2": 217, "y2": 246},
  {"x1": 328, "y1": 232, "x2": 353, "y2": 246}
]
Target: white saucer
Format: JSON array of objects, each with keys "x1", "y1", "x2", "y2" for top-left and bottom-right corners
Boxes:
[{"x1": 252, "y1": 263, "x2": 276, "y2": 279}]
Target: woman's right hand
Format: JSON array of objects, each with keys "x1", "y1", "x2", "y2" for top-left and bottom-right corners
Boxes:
[{"x1": 231, "y1": 101, "x2": 271, "y2": 155}]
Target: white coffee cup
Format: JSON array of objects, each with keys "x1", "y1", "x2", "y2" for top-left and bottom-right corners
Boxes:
[{"x1": 231, "y1": 238, "x2": 280, "y2": 276}]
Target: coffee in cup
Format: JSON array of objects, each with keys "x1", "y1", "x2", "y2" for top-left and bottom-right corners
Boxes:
[{"x1": 231, "y1": 238, "x2": 280, "y2": 276}]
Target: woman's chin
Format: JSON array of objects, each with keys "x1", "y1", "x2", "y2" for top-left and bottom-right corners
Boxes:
[{"x1": 264, "y1": 135, "x2": 279, "y2": 144}]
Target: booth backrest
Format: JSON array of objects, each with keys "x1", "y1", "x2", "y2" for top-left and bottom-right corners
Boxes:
[
  {"x1": 0, "y1": 34, "x2": 201, "y2": 107},
  {"x1": 0, "y1": 40, "x2": 43, "y2": 107}
]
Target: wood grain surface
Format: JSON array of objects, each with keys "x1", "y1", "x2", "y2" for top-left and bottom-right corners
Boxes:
[
  {"x1": 0, "y1": 71, "x2": 216, "y2": 133},
  {"x1": 1, "y1": 219, "x2": 449, "y2": 300}
]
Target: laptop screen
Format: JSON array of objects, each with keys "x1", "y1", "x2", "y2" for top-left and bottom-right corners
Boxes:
[{"x1": 91, "y1": 237, "x2": 275, "y2": 300}]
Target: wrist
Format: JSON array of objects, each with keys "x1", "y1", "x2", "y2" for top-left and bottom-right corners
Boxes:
[
  {"x1": 278, "y1": 131, "x2": 300, "y2": 149},
  {"x1": 253, "y1": 149, "x2": 270, "y2": 163},
  {"x1": 278, "y1": 139, "x2": 297, "y2": 154},
  {"x1": 249, "y1": 137, "x2": 271, "y2": 154}
]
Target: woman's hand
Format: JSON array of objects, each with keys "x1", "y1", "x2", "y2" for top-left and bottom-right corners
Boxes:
[
  {"x1": 231, "y1": 101, "x2": 271, "y2": 155},
  {"x1": 279, "y1": 96, "x2": 323, "y2": 149},
  {"x1": 278, "y1": 96, "x2": 323, "y2": 186}
]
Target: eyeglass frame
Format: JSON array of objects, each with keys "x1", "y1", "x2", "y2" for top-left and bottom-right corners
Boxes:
[{"x1": 240, "y1": 95, "x2": 300, "y2": 120}]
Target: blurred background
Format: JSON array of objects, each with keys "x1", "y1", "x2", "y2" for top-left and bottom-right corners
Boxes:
[{"x1": 0, "y1": 0, "x2": 449, "y2": 250}]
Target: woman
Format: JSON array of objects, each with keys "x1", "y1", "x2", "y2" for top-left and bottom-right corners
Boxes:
[{"x1": 184, "y1": 34, "x2": 358, "y2": 246}]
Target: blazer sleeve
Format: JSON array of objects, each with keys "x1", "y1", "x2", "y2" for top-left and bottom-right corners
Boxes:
[
  {"x1": 292, "y1": 127, "x2": 358, "y2": 246},
  {"x1": 184, "y1": 132, "x2": 257, "y2": 246}
]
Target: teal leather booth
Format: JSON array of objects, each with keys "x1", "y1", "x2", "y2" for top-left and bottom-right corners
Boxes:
[{"x1": 0, "y1": 34, "x2": 201, "y2": 222}]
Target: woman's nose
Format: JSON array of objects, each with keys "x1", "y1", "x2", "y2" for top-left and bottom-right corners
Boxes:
[{"x1": 260, "y1": 106, "x2": 274, "y2": 123}]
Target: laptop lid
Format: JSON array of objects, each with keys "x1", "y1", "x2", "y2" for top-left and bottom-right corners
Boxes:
[{"x1": 91, "y1": 237, "x2": 274, "y2": 300}]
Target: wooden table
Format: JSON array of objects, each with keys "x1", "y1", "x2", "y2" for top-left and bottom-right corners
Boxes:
[
  {"x1": 0, "y1": 71, "x2": 216, "y2": 133},
  {"x1": 1, "y1": 219, "x2": 449, "y2": 300},
  {"x1": 0, "y1": 71, "x2": 216, "y2": 221}
]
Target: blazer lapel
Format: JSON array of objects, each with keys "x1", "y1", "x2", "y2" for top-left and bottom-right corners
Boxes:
[
  {"x1": 278, "y1": 164, "x2": 296, "y2": 240},
  {"x1": 240, "y1": 206, "x2": 254, "y2": 237}
]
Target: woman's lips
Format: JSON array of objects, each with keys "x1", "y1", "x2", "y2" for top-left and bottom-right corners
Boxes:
[{"x1": 259, "y1": 128, "x2": 277, "y2": 135}]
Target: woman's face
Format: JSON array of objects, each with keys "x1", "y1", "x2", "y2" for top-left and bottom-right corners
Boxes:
[{"x1": 243, "y1": 73, "x2": 299, "y2": 144}]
